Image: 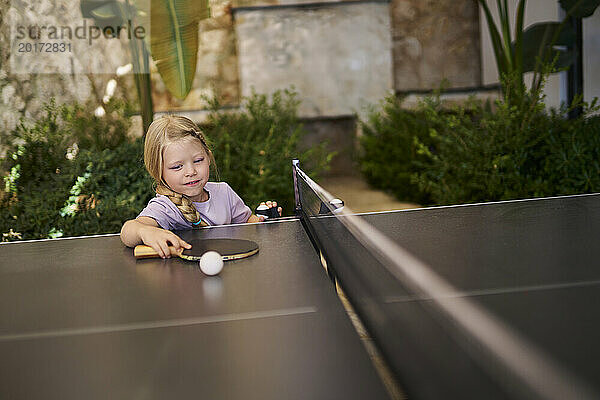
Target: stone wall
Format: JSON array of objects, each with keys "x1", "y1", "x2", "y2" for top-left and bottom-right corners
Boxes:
[
  {"x1": 391, "y1": 0, "x2": 481, "y2": 91},
  {"x1": 0, "y1": 0, "x2": 137, "y2": 135},
  {"x1": 0, "y1": 0, "x2": 238, "y2": 135},
  {"x1": 1, "y1": 0, "x2": 484, "y2": 139},
  {"x1": 0, "y1": 0, "x2": 240, "y2": 133}
]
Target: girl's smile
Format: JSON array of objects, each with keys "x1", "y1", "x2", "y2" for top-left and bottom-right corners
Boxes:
[{"x1": 185, "y1": 180, "x2": 201, "y2": 187}]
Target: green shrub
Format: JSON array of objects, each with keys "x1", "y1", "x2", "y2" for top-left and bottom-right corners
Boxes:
[
  {"x1": 359, "y1": 86, "x2": 600, "y2": 206},
  {"x1": 202, "y1": 89, "x2": 333, "y2": 215},
  {"x1": 56, "y1": 140, "x2": 154, "y2": 236},
  {"x1": 0, "y1": 99, "x2": 153, "y2": 241},
  {"x1": 359, "y1": 96, "x2": 441, "y2": 205},
  {"x1": 544, "y1": 114, "x2": 600, "y2": 193}
]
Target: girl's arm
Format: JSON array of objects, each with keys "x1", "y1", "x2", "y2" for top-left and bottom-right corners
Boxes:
[{"x1": 120, "y1": 216, "x2": 191, "y2": 258}]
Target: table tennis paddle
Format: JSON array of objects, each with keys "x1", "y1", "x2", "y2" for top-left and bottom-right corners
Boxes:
[
  {"x1": 255, "y1": 204, "x2": 281, "y2": 219},
  {"x1": 134, "y1": 238, "x2": 259, "y2": 261}
]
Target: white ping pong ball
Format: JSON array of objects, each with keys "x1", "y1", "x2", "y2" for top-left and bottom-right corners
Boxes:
[{"x1": 199, "y1": 251, "x2": 224, "y2": 276}]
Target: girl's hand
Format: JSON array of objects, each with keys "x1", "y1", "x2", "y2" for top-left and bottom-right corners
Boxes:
[
  {"x1": 255, "y1": 200, "x2": 283, "y2": 221},
  {"x1": 139, "y1": 225, "x2": 192, "y2": 258}
]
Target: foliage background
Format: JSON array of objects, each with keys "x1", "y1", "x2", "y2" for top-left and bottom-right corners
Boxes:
[{"x1": 359, "y1": 82, "x2": 600, "y2": 206}]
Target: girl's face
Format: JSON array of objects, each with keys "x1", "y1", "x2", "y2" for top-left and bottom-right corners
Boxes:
[{"x1": 161, "y1": 138, "x2": 211, "y2": 202}]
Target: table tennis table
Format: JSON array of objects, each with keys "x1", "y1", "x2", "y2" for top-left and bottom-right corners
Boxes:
[
  {"x1": 2, "y1": 162, "x2": 600, "y2": 400},
  {"x1": 0, "y1": 218, "x2": 390, "y2": 399}
]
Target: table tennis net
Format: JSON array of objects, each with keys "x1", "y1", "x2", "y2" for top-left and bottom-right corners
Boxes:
[{"x1": 292, "y1": 161, "x2": 597, "y2": 400}]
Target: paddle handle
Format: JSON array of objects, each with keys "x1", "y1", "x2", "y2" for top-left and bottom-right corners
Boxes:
[{"x1": 134, "y1": 245, "x2": 179, "y2": 259}]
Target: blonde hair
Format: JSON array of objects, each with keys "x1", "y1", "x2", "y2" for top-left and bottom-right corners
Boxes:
[{"x1": 144, "y1": 115, "x2": 217, "y2": 226}]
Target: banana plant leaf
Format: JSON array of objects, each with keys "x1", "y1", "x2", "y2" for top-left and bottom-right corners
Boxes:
[
  {"x1": 520, "y1": 21, "x2": 576, "y2": 73},
  {"x1": 559, "y1": 0, "x2": 600, "y2": 18},
  {"x1": 148, "y1": 0, "x2": 210, "y2": 99}
]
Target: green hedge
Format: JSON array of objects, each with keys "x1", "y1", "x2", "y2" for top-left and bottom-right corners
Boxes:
[
  {"x1": 359, "y1": 92, "x2": 600, "y2": 206},
  {"x1": 1, "y1": 90, "x2": 332, "y2": 241},
  {"x1": 359, "y1": 96, "x2": 439, "y2": 205},
  {"x1": 0, "y1": 99, "x2": 153, "y2": 241}
]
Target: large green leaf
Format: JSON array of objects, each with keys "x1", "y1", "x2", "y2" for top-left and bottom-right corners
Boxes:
[
  {"x1": 149, "y1": 0, "x2": 210, "y2": 99},
  {"x1": 559, "y1": 0, "x2": 600, "y2": 18},
  {"x1": 478, "y1": 0, "x2": 510, "y2": 76},
  {"x1": 514, "y1": 0, "x2": 526, "y2": 72},
  {"x1": 80, "y1": 0, "x2": 128, "y2": 32},
  {"x1": 519, "y1": 21, "x2": 575, "y2": 73}
]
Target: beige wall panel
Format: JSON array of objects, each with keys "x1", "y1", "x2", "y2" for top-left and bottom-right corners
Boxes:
[{"x1": 235, "y1": 2, "x2": 393, "y2": 118}]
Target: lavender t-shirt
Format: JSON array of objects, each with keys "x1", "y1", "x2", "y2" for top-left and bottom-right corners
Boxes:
[{"x1": 138, "y1": 182, "x2": 252, "y2": 230}]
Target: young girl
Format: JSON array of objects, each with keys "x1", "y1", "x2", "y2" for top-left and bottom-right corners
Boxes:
[{"x1": 120, "y1": 115, "x2": 281, "y2": 258}]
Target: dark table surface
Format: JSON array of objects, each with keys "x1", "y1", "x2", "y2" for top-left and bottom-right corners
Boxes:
[{"x1": 0, "y1": 218, "x2": 390, "y2": 400}]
